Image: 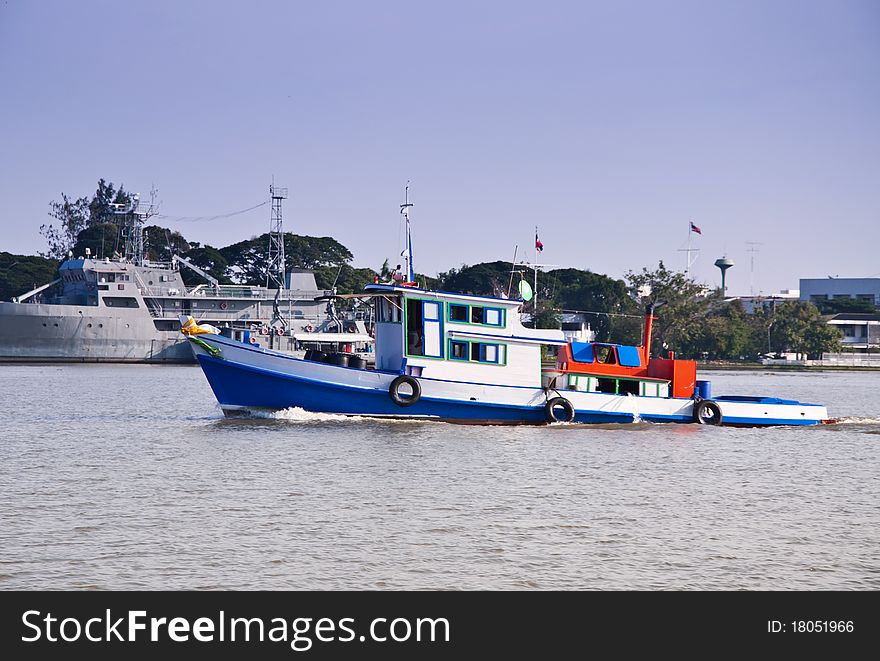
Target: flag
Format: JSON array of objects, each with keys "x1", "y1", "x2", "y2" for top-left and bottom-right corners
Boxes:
[
  {"x1": 535, "y1": 231, "x2": 544, "y2": 252},
  {"x1": 690, "y1": 221, "x2": 702, "y2": 235}
]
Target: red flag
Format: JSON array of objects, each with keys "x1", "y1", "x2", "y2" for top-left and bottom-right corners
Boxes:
[
  {"x1": 690, "y1": 221, "x2": 702, "y2": 235},
  {"x1": 535, "y1": 232, "x2": 544, "y2": 252}
]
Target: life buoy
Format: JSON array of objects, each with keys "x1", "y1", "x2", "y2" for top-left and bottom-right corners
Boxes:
[
  {"x1": 219, "y1": 302, "x2": 227, "y2": 310},
  {"x1": 304, "y1": 324, "x2": 314, "y2": 333},
  {"x1": 260, "y1": 326, "x2": 270, "y2": 335},
  {"x1": 694, "y1": 400, "x2": 722, "y2": 425},
  {"x1": 276, "y1": 327, "x2": 284, "y2": 336},
  {"x1": 346, "y1": 326, "x2": 356, "y2": 333},
  {"x1": 389, "y1": 375, "x2": 421, "y2": 407},
  {"x1": 545, "y1": 397, "x2": 575, "y2": 423},
  {"x1": 249, "y1": 336, "x2": 258, "y2": 345}
]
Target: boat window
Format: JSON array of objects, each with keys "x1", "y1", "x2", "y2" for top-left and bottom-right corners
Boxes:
[
  {"x1": 378, "y1": 296, "x2": 402, "y2": 323},
  {"x1": 484, "y1": 308, "x2": 503, "y2": 326},
  {"x1": 594, "y1": 345, "x2": 617, "y2": 364},
  {"x1": 423, "y1": 301, "x2": 440, "y2": 321},
  {"x1": 450, "y1": 340, "x2": 468, "y2": 360},
  {"x1": 447, "y1": 340, "x2": 506, "y2": 364},
  {"x1": 406, "y1": 298, "x2": 424, "y2": 356},
  {"x1": 449, "y1": 304, "x2": 468, "y2": 322},
  {"x1": 421, "y1": 301, "x2": 443, "y2": 358},
  {"x1": 596, "y1": 377, "x2": 617, "y2": 394},
  {"x1": 103, "y1": 296, "x2": 139, "y2": 308},
  {"x1": 481, "y1": 344, "x2": 500, "y2": 363},
  {"x1": 448, "y1": 303, "x2": 505, "y2": 326},
  {"x1": 618, "y1": 379, "x2": 639, "y2": 396}
]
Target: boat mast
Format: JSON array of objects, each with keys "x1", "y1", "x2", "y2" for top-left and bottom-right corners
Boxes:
[{"x1": 400, "y1": 182, "x2": 414, "y2": 282}]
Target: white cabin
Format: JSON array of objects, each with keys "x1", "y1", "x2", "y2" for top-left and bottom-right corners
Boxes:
[{"x1": 366, "y1": 284, "x2": 565, "y2": 387}]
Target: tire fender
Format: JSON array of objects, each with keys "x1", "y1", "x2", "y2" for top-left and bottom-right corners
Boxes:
[
  {"x1": 389, "y1": 375, "x2": 421, "y2": 407},
  {"x1": 545, "y1": 397, "x2": 575, "y2": 423},
  {"x1": 694, "y1": 400, "x2": 722, "y2": 425}
]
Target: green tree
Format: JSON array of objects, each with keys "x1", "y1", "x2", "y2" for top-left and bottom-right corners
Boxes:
[
  {"x1": 438, "y1": 261, "x2": 513, "y2": 298},
  {"x1": 529, "y1": 308, "x2": 561, "y2": 330},
  {"x1": 772, "y1": 301, "x2": 841, "y2": 359},
  {"x1": 40, "y1": 194, "x2": 89, "y2": 259},
  {"x1": 220, "y1": 233, "x2": 356, "y2": 285},
  {"x1": 686, "y1": 299, "x2": 756, "y2": 359},
  {"x1": 544, "y1": 267, "x2": 640, "y2": 343},
  {"x1": 40, "y1": 180, "x2": 131, "y2": 259},
  {"x1": 815, "y1": 297, "x2": 878, "y2": 314},
  {"x1": 88, "y1": 179, "x2": 131, "y2": 225},
  {"x1": 143, "y1": 225, "x2": 191, "y2": 262},
  {"x1": 313, "y1": 264, "x2": 379, "y2": 293},
  {"x1": 625, "y1": 261, "x2": 709, "y2": 357},
  {"x1": 0, "y1": 252, "x2": 59, "y2": 301},
  {"x1": 70, "y1": 223, "x2": 121, "y2": 260},
  {"x1": 179, "y1": 244, "x2": 232, "y2": 286}
]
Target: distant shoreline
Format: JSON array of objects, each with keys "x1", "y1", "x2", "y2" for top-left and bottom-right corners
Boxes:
[{"x1": 698, "y1": 362, "x2": 880, "y2": 372}]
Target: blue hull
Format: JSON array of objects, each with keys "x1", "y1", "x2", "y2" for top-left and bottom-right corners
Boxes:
[
  {"x1": 196, "y1": 353, "x2": 825, "y2": 427},
  {"x1": 197, "y1": 354, "x2": 665, "y2": 424},
  {"x1": 199, "y1": 354, "x2": 541, "y2": 422}
]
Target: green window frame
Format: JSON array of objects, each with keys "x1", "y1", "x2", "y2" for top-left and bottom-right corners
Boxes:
[
  {"x1": 449, "y1": 340, "x2": 469, "y2": 361},
  {"x1": 446, "y1": 339, "x2": 507, "y2": 365},
  {"x1": 404, "y1": 297, "x2": 445, "y2": 360},
  {"x1": 446, "y1": 303, "x2": 506, "y2": 328}
]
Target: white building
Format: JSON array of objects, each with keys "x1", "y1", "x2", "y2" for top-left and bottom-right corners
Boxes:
[
  {"x1": 826, "y1": 313, "x2": 880, "y2": 351},
  {"x1": 735, "y1": 289, "x2": 800, "y2": 314}
]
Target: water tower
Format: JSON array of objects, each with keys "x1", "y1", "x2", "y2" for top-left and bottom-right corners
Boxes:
[{"x1": 714, "y1": 256, "x2": 734, "y2": 296}]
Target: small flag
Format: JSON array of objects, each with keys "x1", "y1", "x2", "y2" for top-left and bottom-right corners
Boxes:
[
  {"x1": 690, "y1": 221, "x2": 702, "y2": 235},
  {"x1": 535, "y1": 230, "x2": 544, "y2": 252}
]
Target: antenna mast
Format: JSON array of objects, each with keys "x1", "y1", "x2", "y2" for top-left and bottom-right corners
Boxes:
[
  {"x1": 400, "y1": 182, "x2": 414, "y2": 282},
  {"x1": 267, "y1": 183, "x2": 288, "y2": 290},
  {"x1": 746, "y1": 241, "x2": 763, "y2": 295}
]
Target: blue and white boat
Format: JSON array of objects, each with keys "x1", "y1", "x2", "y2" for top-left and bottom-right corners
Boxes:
[
  {"x1": 183, "y1": 282, "x2": 829, "y2": 428},
  {"x1": 183, "y1": 191, "x2": 829, "y2": 427}
]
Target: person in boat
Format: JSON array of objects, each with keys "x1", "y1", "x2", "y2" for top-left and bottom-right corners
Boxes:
[{"x1": 389, "y1": 264, "x2": 405, "y2": 285}]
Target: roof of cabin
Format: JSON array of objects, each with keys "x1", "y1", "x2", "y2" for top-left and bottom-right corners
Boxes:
[{"x1": 363, "y1": 283, "x2": 524, "y2": 307}]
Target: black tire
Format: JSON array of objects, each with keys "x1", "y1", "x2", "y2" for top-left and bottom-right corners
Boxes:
[
  {"x1": 545, "y1": 396, "x2": 575, "y2": 423},
  {"x1": 694, "y1": 400, "x2": 722, "y2": 425},
  {"x1": 389, "y1": 375, "x2": 421, "y2": 407}
]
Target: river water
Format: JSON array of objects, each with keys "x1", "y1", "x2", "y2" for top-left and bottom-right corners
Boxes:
[{"x1": 0, "y1": 365, "x2": 877, "y2": 590}]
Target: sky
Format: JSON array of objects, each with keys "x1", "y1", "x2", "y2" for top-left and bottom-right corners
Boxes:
[{"x1": 1, "y1": 0, "x2": 878, "y2": 296}]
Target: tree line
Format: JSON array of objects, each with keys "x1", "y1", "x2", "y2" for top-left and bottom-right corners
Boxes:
[{"x1": 2, "y1": 179, "x2": 856, "y2": 361}]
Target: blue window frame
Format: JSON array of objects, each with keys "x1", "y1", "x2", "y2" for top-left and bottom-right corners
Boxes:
[
  {"x1": 446, "y1": 303, "x2": 505, "y2": 327},
  {"x1": 449, "y1": 340, "x2": 469, "y2": 360},
  {"x1": 447, "y1": 339, "x2": 505, "y2": 365},
  {"x1": 449, "y1": 304, "x2": 468, "y2": 322}
]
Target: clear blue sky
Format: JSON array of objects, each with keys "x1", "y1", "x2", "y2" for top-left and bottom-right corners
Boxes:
[{"x1": 1, "y1": 0, "x2": 877, "y2": 295}]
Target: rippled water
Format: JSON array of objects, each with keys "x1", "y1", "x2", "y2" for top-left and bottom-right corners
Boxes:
[{"x1": 0, "y1": 365, "x2": 877, "y2": 590}]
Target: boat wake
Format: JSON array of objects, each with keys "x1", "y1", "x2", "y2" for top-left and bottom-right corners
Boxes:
[
  {"x1": 241, "y1": 406, "x2": 428, "y2": 425},
  {"x1": 830, "y1": 416, "x2": 880, "y2": 425},
  {"x1": 253, "y1": 407, "x2": 359, "y2": 423}
]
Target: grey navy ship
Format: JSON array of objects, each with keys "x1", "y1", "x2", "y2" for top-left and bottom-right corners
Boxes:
[{"x1": 0, "y1": 193, "x2": 372, "y2": 363}]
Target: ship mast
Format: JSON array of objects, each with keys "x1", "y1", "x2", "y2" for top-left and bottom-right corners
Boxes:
[
  {"x1": 400, "y1": 182, "x2": 414, "y2": 282},
  {"x1": 112, "y1": 191, "x2": 155, "y2": 266}
]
